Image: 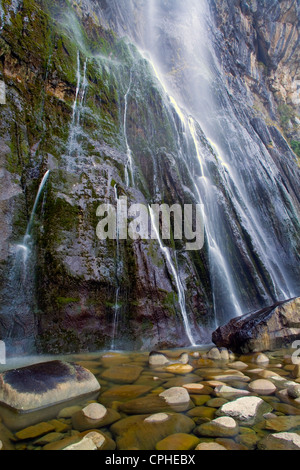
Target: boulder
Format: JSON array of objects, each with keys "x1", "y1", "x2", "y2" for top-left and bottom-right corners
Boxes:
[
  {"x1": 0, "y1": 361, "x2": 100, "y2": 413},
  {"x1": 212, "y1": 298, "x2": 300, "y2": 353}
]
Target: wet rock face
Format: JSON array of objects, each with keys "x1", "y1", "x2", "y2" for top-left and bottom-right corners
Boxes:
[{"x1": 212, "y1": 297, "x2": 300, "y2": 353}]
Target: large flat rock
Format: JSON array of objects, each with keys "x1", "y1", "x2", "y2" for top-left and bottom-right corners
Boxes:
[
  {"x1": 212, "y1": 298, "x2": 300, "y2": 353},
  {"x1": 0, "y1": 360, "x2": 100, "y2": 412}
]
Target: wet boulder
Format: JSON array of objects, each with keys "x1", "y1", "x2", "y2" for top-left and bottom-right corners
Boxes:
[
  {"x1": 0, "y1": 361, "x2": 100, "y2": 430},
  {"x1": 212, "y1": 298, "x2": 300, "y2": 353}
]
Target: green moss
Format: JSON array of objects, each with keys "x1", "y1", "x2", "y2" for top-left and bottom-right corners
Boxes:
[
  {"x1": 291, "y1": 140, "x2": 300, "y2": 158},
  {"x1": 56, "y1": 296, "x2": 80, "y2": 305}
]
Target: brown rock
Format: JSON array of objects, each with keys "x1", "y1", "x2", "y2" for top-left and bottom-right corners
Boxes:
[{"x1": 212, "y1": 298, "x2": 300, "y2": 353}]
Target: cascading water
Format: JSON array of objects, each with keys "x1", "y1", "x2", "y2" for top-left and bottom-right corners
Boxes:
[
  {"x1": 111, "y1": 184, "x2": 121, "y2": 350},
  {"x1": 67, "y1": 51, "x2": 88, "y2": 162},
  {"x1": 102, "y1": 0, "x2": 300, "y2": 325},
  {"x1": 1, "y1": 170, "x2": 50, "y2": 354},
  {"x1": 123, "y1": 69, "x2": 135, "y2": 188},
  {"x1": 149, "y1": 206, "x2": 197, "y2": 346}
]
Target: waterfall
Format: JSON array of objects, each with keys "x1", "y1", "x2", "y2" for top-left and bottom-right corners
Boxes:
[
  {"x1": 111, "y1": 184, "x2": 121, "y2": 350},
  {"x1": 149, "y1": 206, "x2": 197, "y2": 346},
  {"x1": 114, "y1": 0, "x2": 299, "y2": 324},
  {"x1": 1, "y1": 170, "x2": 50, "y2": 354},
  {"x1": 124, "y1": 70, "x2": 135, "y2": 187},
  {"x1": 67, "y1": 51, "x2": 88, "y2": 160}
]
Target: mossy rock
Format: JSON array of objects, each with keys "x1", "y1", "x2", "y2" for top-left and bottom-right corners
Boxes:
[{"x1": 156, "y1": 433, "x2": 200, "y2": 451}]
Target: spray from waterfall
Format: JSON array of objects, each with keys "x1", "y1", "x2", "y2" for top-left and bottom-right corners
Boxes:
[
  {"x1": 3, "y1": 170, "x2": 50, "y2": 352},
  {"x1": 149, "y1": 206, "x2": 197, "y2": 346}
]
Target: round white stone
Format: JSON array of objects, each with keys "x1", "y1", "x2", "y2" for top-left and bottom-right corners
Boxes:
[{"x1": 82, "y1": 403, "x2": 107, "y2": 420}]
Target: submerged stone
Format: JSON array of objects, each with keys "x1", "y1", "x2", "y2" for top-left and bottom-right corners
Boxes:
[
  {"x1": 216, "y1": 397, "x2": 272, "y2": 425},
  {"x1": 156, "y1": 433, "x2": 200, "y2": 451},
  {"x1": 258, "y1": 432, "x2": 300, "y2": 450},
  {"x1": 196, "y1": 442, "x2": 227, "y2": 451},
  {"x1": 195, "y1": 417, "x2": 239, "y2": 438},
  {"x1": 101, "y1": 365, "x2": 143, "y2": 384},
  {"x1": 15, "y1": 422, "x2": 55, "y2": 441},
  {"x1": 71, "y1": 407, "x2": 120, "y2": 432}
]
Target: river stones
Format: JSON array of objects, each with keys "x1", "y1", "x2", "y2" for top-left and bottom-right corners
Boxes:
[
  {"x1": 248, "y1": 380, "x2": 277, "y2": 395},
  {"x1": 216, "y1": 397, "x2": 272, "y2": 425},
  {"x1": 0, "y1": 361, "x2": 100, "y2": 413},
  {"x1": 195, "y1": 417, "x2": 239, "y2": 438},
  {"x1": 149, "y1": 351, "x2": 189, "y2": 367},
  {"x1": 115, "y1": 413, "x2": 195, "y2": 450},
  {"x1": 258, "y1": 432, "x2": 300, "y2": 450},
  {"x1": 205, "y1": 348, "x2": 232, "y2": 362},
  {"x1": 101, "y1": 365, "x2": 143, "y2": 384},
  {"x1": 71, "y1": 405, "x2": 120, "y2": 431},
  {"x1": 156, "y1": 433, "x2": 200, "y2": 451}
]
